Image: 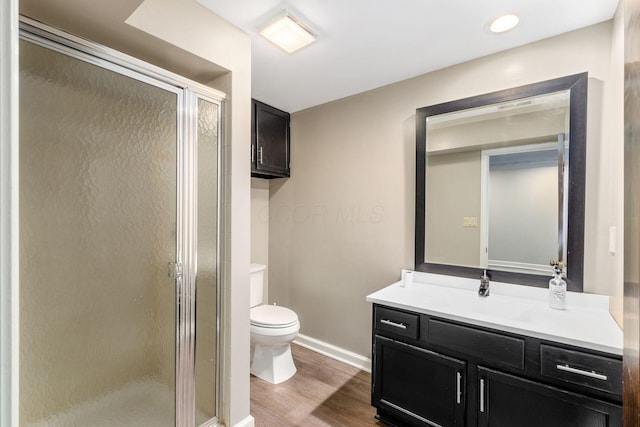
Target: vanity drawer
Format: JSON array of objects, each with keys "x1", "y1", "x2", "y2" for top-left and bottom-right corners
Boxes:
[
  {"x1": 540, "y1": 344, "x2": 622, "y2": 396},
  {"x1": 374, "y1": 306, "x2": 419, "y2": 340},
  {"x1": 428, "y1": 318, "x2": 525, "y2": 370}
]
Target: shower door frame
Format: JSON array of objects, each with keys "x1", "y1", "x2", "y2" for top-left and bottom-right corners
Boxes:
[
  {"x1": 1, "y1": 0, "x2": 19, "y2": 426},
  {"x1": 18, "y1": 17, "x2": 225, "y2": 427}
]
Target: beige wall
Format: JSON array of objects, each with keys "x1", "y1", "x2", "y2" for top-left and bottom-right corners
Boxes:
[
  {"x1": 426, "y1": 150, "x2": 482, "y2": 267},
  {"x1": 251, "y1": 179, "x2": 270, "y2": 303},
  {"x1": 269, "y1": 21, "x2": 624, "y2": 358}
]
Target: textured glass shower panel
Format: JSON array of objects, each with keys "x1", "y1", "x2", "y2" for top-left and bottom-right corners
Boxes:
[
  {"x1": 195, "y1": 99, "x2": 219, "y2": 425},
  {"x1": 20, "y1": 40, "x2": 177, "y2": 426}
]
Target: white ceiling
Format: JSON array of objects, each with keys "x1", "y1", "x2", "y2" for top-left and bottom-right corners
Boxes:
[{"x1": 197, "y1": 0, "x2": 619, "y2": 113}]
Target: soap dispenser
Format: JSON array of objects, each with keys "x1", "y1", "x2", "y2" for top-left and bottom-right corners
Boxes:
[{"x1": 549, "y1": 261, "x2": 567, "y2": 310}]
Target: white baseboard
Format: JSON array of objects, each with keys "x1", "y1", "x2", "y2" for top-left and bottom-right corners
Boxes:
[
  {"x1": 293, "y1": 334, "x2": 371, "y2": 373},
  {"x1": 232, "y1": 415, "x2": 255, "y2": 427}
]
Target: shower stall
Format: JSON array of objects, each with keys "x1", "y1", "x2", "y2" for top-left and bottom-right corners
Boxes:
[{"x1": 18, "y1": 20, "x2": 223, "y2": 427}]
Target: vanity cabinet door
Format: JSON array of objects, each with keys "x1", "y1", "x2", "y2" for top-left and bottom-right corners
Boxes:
[
  {"x1": 477, "y1": 367, "x2": 622, "y2": 427},
  {"x1": 373, "y1": 335, "x2": 466, "y2": 427}
]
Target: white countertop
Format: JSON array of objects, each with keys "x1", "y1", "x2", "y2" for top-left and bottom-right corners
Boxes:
[{"x1": 366, "y1": 271, "x2": 623, "y2": 355}]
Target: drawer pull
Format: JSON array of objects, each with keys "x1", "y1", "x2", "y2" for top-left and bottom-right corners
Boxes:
[
  {"x1": 556, "y1": 364, "x2": 608, "y2": 381},
  {"x1": 380, "y1": 319, "x2": 407, "y2": 329},
  {"x1": 456, "y1": 372, "x2": 462, "y2": 404},
  {"x1": 479, "y1": 378, "x2": 485, "y2": 412}
]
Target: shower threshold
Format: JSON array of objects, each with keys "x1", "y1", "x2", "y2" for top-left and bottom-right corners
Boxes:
[{"x1": 26, "y1": 380, "x2": 209, "y2": 427}]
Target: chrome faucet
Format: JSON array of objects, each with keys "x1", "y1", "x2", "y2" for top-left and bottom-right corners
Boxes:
[{"x1": 478, "y1": 270, "x2": 490, "y2": 297}]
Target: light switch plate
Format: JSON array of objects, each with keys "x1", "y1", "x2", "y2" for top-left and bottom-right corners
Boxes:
[
  {"x1": 463, "y1": 217, "x2": 478, "y2": 228},
  {"x1": 609, "y1": 226, "x2": 616, "y2": 255}
]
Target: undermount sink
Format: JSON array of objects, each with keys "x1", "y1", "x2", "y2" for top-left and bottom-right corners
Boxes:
[
  {"x1": 464, "y1": 296, "x2": 534, "y2": 322},
  {"x1": 440, "y1": 287, "x2": 535, "y2": 323}
]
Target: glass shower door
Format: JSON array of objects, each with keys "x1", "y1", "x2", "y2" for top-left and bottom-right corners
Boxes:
[
  {"x1": 195, "y1": 97, "x2": 220, "y2": 425},
  {"x1": 20, "y1": 39, "x2": 179, "y2": 427}
]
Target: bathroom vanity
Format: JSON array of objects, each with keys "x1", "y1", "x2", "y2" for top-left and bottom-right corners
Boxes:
[
  {"x1": 388, "y1": 72, "x2": 624, "y2": 426},
  {"x1": 366, "y1": 274, "x2": 623, "y2": 427}
]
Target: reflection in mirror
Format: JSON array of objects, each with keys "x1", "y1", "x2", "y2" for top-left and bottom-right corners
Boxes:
[
  {"x1": 415, "y1": 73, "x2": 587, "y2": 290},
  {"x1": 425, "y1": 91, "x2": 569, "y2": 275},
  {"x1": 484, "y1": 143, "x2": 568, "y2": 275}
]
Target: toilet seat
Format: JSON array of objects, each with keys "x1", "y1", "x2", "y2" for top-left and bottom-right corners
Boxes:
[{"x1": 250, "y1": 305, "x2": 298, "y2": 328}]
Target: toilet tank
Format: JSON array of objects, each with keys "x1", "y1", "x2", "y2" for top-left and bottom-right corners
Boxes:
[{"x1": 250, "y1": 264, "x2": 267, "y2": 307}]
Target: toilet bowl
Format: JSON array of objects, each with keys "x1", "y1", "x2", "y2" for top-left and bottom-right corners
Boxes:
[{"x1": 250, "y1": 264, "x2": 300, "y2": 384}]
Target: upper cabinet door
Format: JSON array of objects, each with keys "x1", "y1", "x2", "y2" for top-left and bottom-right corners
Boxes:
[{"x1": 252, "y1": 99, "x2": 290, "y2": 179}]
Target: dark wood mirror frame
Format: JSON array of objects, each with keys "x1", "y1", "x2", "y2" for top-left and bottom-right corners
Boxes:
[{"x1": 415, "y1": 73, "x2": 588, "y2": 291}]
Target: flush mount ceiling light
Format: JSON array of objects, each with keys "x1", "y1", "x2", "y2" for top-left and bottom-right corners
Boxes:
[
  {"x1": 259, "y1": 11, "x2": 317, "y2": 54},
  {"x1": 489, "y1": 13, "x2": 520, "y2": 33}
]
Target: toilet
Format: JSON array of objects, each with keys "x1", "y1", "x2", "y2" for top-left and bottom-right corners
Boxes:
[{"x1": 250, "y1": 264, "x2": 300, "y2": 384}]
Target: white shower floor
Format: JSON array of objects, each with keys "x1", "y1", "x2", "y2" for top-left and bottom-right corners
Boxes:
[{"x1": 26, "y1": 380, "x2": 210, "y2": 427}]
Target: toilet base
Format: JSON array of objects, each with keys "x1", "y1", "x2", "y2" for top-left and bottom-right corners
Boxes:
[{"x1": 250, "y1": 343, "x2": 297, "y2": 384}]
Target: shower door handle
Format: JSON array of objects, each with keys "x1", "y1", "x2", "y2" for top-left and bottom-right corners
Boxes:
[{"x1": 168, "y1": 262, "x2": 183, "y2": 279}]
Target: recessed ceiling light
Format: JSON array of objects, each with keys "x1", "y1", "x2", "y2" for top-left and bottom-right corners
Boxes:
[
  {"x1": 259, "y1": 11, "x2": 317, "y2": 54},
  {"x1": 489, "y1": 14, "x2": 520, "y2": 33}
]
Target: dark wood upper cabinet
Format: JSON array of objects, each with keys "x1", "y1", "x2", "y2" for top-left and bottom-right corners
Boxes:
[{"x1": 251, "y1": 99, "x2": 290, "y2": 179}]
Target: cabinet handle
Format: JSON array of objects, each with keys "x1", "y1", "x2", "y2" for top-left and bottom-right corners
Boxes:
[
  {"x1": 251, "y1": 145, "x2": 254, "y2": 163},
  {"x1": 556, "y1": 364, "x2": 608, "y2": 381},
  {"x1": 380, "y1": 319, "x2": 407, "y2": 329},
  {"x1": 479, "y1": 378, "x2": 485, "y2": 413},
  {"x1": 456, "y1": 372, "x2": 462, "y2": 404},
  {"x1": 258, "y1": 146, "x2": 263, "y2": 164}
]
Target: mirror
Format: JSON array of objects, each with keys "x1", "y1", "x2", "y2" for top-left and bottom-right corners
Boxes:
[{"x1": 415, "y1": 73, "x2": 587, "y2": 291}]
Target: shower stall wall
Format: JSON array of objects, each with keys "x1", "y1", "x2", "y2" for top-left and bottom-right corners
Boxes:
[{"x1": 19, "y1": 20, "x2": 223, "y2": 427}]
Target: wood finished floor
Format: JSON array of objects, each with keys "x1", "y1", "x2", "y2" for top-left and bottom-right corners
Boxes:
[{"x1": 250, "y1": 343, "x2": 383, "y2": 427}]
